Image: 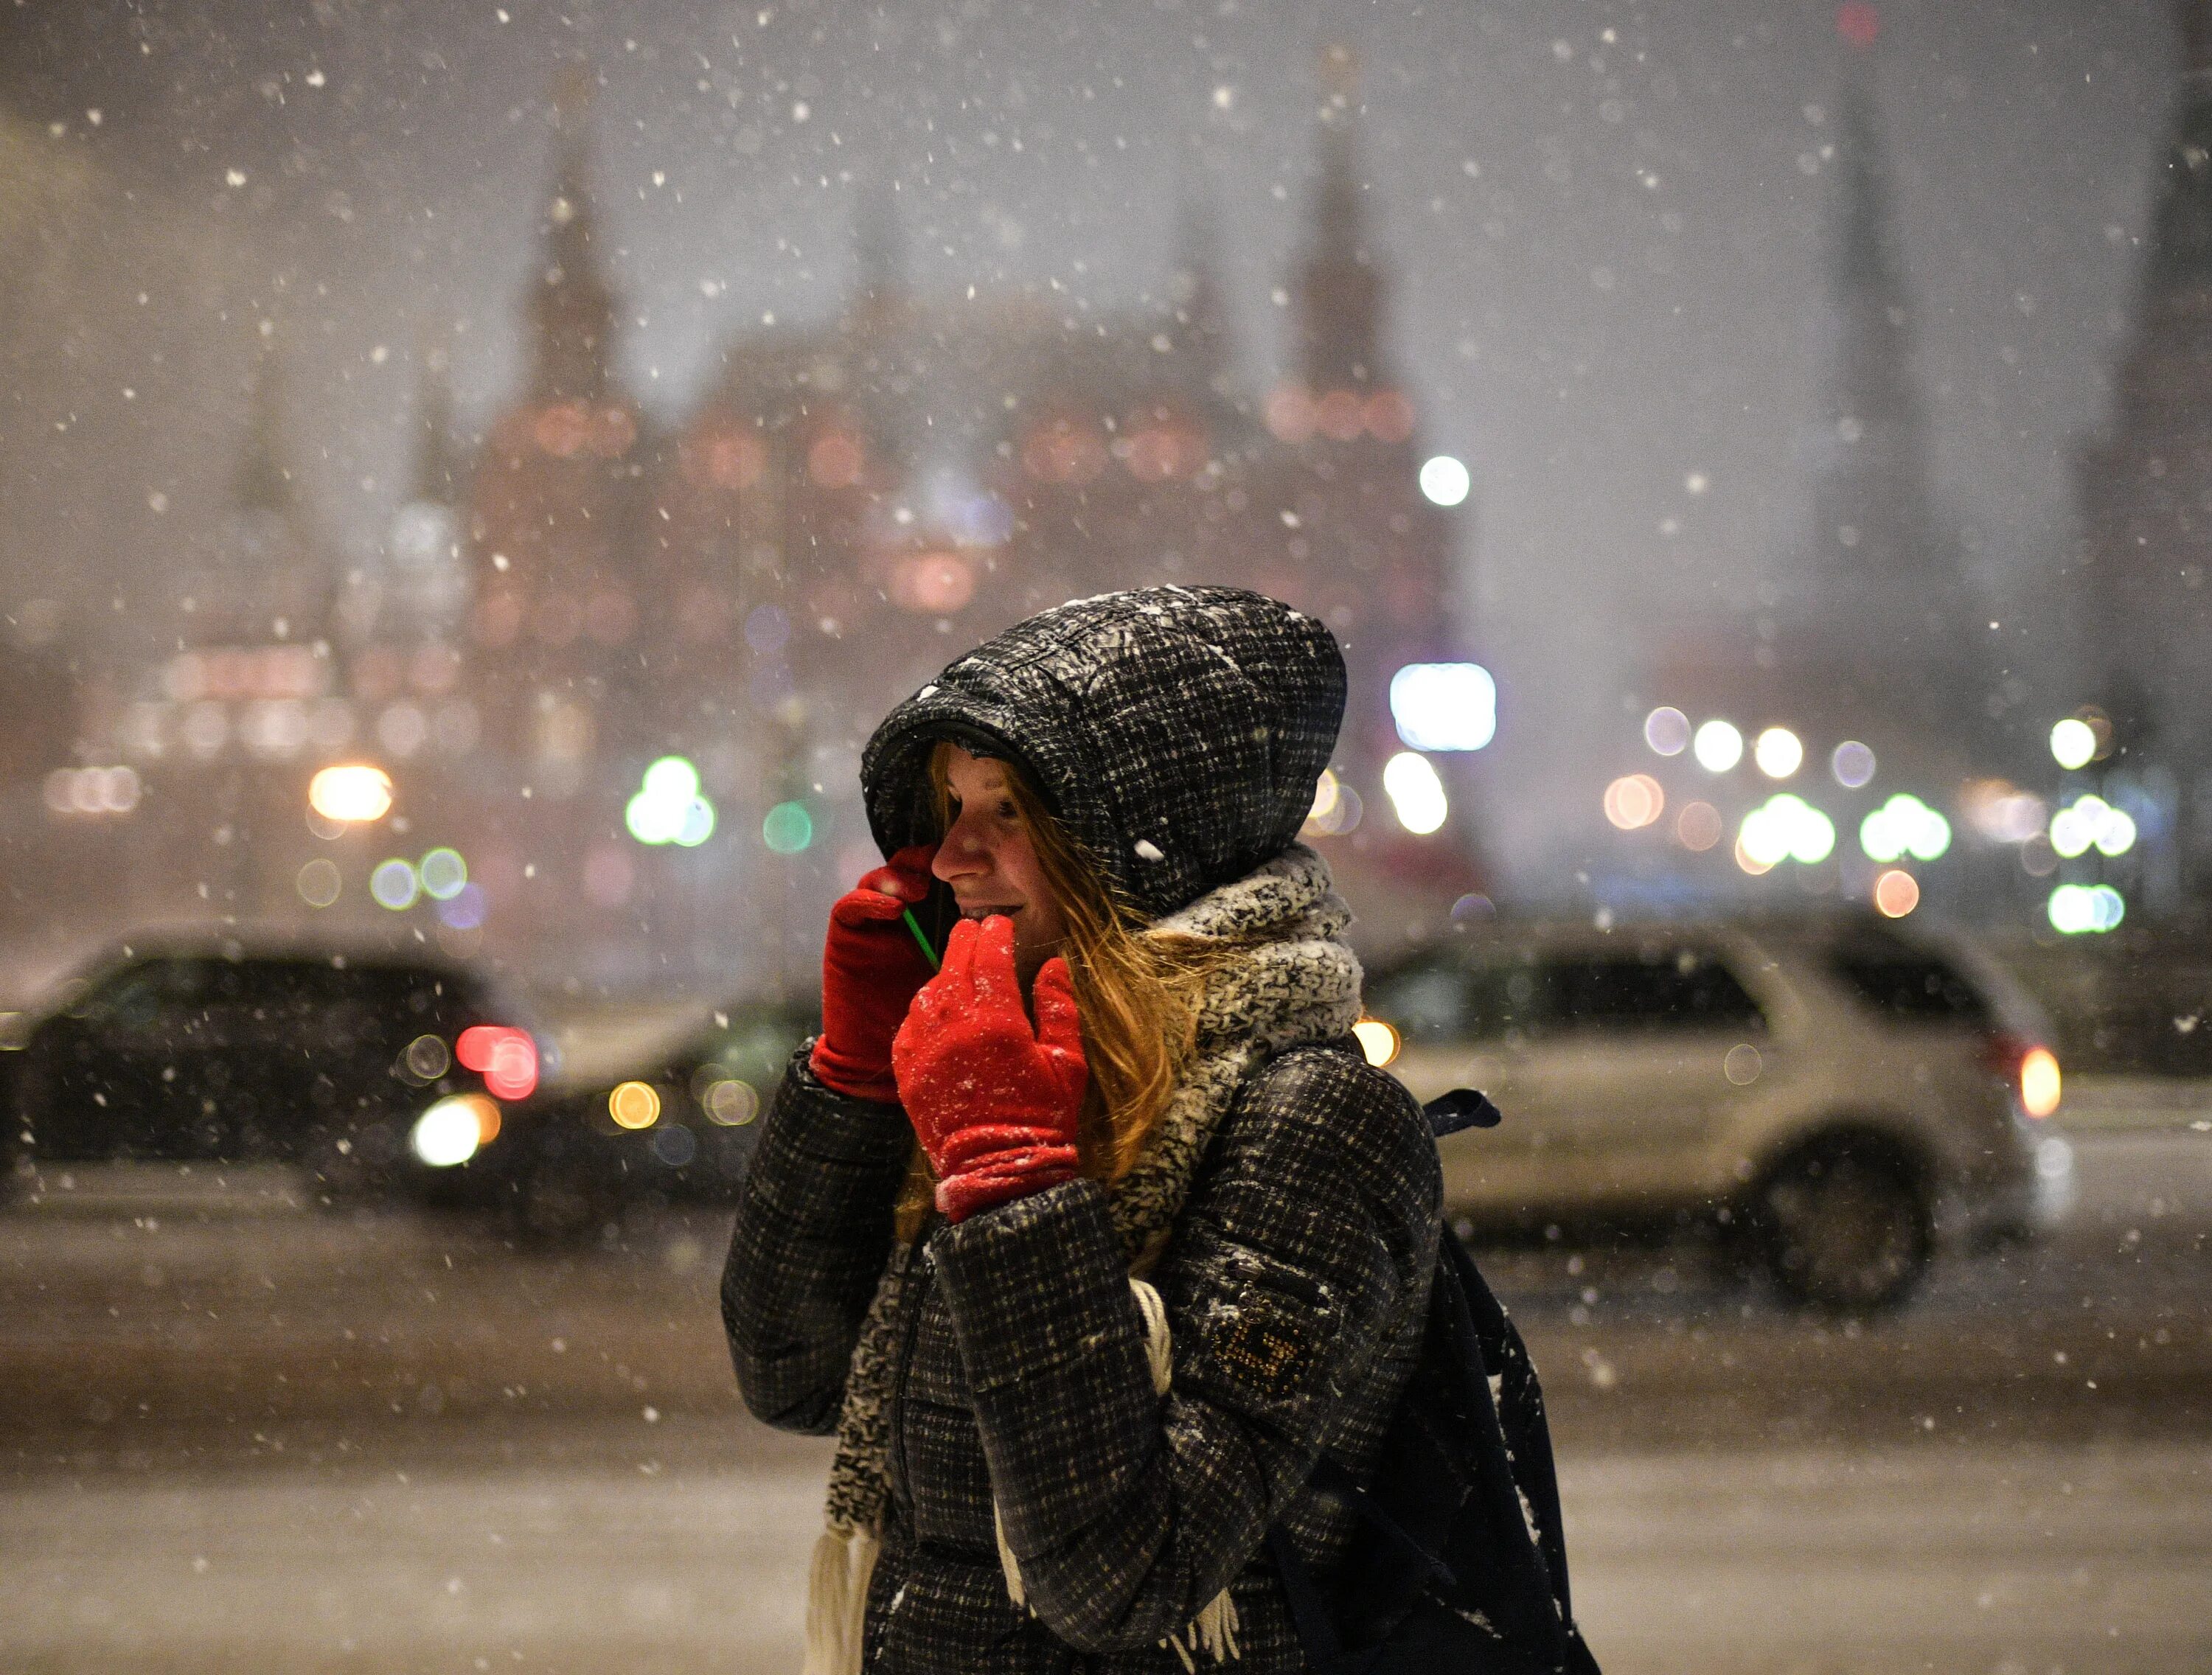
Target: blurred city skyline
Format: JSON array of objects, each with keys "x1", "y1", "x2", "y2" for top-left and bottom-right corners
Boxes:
[{"x1": 0, "y1": 0, "x2": 2185, "y2": 898}]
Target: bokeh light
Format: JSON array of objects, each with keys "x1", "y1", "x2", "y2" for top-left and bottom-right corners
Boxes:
[
  {"x1": 1860, "y1": 793, "x2": 1951, "y2": 864},
  {"x1": 1417, "y1": 455, "x2": 1471, "y2": 507},
  {"x1": 1830, "y1": 740, "x2": 1877, "y2": 788},
  {"x1": 1643, "y1": 706, "x2": 1691, "y2": 756},
  {"x1": 1733, "y1": 835, "x2": 1775, "y2": 877},
  {"x1": 627, "y1": 755, "x2": 715, "y2": 847},
  {"x1": 295, "y1": 858, "x2": 342, "y2": 908},
  {"x1": 436, "y1": 882, "x2": 488, "y2": 931},
  {"x1": 307, "y1": 763, "x2": 392, "y2": 823},
  {"x1": 1382, "y1": 752, "x2": 1448, "y2": 835},
  {"x1": 419, "y1": 847, "x2": 467, "y2": 901},
  {"x1": 2049, "y1": 717, "x2": 2097, "y2": 772},
  {"x1": 456, "y1": 1025, "x2": 538, "y2": 1100},
  {"x1": 1676, "y1": 801, "x2": 1723, "y2": 852},
  {"x1": 1352, "y1": 1017, "x2": 1401, "y2": 1068},
  {"x1": 763, "y1": 801, "x2": 815, "y2": 854},
  {"x1": 1388, "y1": 663, "x2": 1496, "y2": 752},
  {"x1": 2048, "y1": 795, "x2": 2136, "y2": 859},
  {"x1": 1309, "y1": 770, "x2": 1339, "y2": 824},
  {"x1": 2020, "y1": 1047, "x2": 2063, "y2": 1119},
  {"x1": 1740, "y1": 793, "x2": 1836, "y2": 867},
  {"x1": 1753, "y1": 727, "x2": 1804, "y2": 779},
  {"x1": 1692, "y1": 720, "x2": 1744, "y2": 773},
  {"x1": 609, "y1": 1080, "x2": 662, "y2": 1130},
  {"x1": 403, "y1": 1034, "x2": 451, "y2": 1082},
  {"x1": 370, "y1": 858, "x2": 420, "y2": 910},
  {"x1": 1602, "y1": 773, "x2": 1666, "y2": 831},
  {"x1": 410, "y1": 1094, "x2": 499, "y2": 1168},
  {"x1": 2047, "y1": 882, "x2": 2125, "y2": 936},
  {"x1": 1872, "y1": 868, "x2": 1921, "y2": 918},
  {"x1": 700, "y1": 1078, "x2": 760, "y2": 1126}
]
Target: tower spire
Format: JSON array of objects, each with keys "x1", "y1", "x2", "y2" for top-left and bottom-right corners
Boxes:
[
  {"x1": 411, "y1": 332, "x2": 460, "y2": 506},
  {"x1": 529, "y1": 65, "x2": 620, "y2": 404},
  {"x1": 232, "y1": 349, "x2": 296, "y2": 514},
  {"x1": 1784, "y1": 36, "x2": 1987, "y2": 748},
  {"x1": 1169, "y1": 183, "x2": 1236, "y2": 408},
  {"x1": 2073, "y1": 0, "x2": 2212, "y2": 809},
  {"x1": 853, "y1": 172, "x2": 904, "y2": 314},
  {"x1": 1295, "y1": 43, "x2": 1385, "y2": 391}
]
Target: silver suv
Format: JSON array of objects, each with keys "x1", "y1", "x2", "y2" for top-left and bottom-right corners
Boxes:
[{"x1": 1362, "y1": 916, "x2": 2074, "y2": 1309}]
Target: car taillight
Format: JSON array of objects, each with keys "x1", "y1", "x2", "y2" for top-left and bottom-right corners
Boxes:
[
  {"x1": 1985, "y1": 1033, "x2": 2061, "y2": 1119},
  {"x1": 2019, "y1": 1046, "x2": 2062, "y2": 1118},
  {"x1": 456, "y1": 1025, "x2": 539, "y2": 1101}
]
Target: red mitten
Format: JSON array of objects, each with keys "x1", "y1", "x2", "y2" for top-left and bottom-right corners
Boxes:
[
  {"x1": 891, "y1": 915, "x2": 1088, "y2": 1222},
  {"x1": 809, "y1": 845, "x2": 939, "y2": 1101}
]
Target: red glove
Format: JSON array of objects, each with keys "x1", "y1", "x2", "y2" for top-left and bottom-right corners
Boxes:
[
  {"x1": 809, "y1": 845, "x2": 939, "y2": 1102},
  {"x1": 891, "y1": 915, "x2": 1088, "y2": 1222}
]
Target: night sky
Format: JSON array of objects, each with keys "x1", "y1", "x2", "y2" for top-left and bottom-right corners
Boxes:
[{"x1": 0, "y1": 0, "x2": 2180, "y2": 882}]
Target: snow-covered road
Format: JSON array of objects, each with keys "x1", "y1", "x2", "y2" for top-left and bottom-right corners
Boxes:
[
  {"x1": 6, "y1": 1436, "x2": 2207, "y2": 1673},
  {"x1": 4, "y1": 1120, "x2": 2208, "y2": 1671}
]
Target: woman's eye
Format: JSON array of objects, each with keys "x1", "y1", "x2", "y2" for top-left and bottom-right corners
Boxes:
[{"x1": 995, "y1": 801, "x2": 1018, "y2": 822}]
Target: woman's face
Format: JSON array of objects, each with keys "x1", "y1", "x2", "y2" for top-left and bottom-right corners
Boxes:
[{"x1": 931, "y1": 747, "x2": 1069, "y2": 984}]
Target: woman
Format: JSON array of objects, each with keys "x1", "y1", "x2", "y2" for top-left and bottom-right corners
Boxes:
[{"x1": 723, "y1": 587, "x2": 1441, "y2": 1673}]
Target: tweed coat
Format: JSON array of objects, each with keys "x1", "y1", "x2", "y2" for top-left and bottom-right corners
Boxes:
[{"x1": 723, "y1": 589, "x2": 1442, "y2": 1672}]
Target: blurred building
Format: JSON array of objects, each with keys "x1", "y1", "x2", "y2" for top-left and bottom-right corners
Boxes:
[
  {"x1": 2075, "y1": 0, "x2": 2212, "y2": 920},
  {"x1": 23, "y1": 56, "x2": 1479, "y2": 991},
  {"x1": 442, "y1": 54, "x2": 1478, "y2": 984}
]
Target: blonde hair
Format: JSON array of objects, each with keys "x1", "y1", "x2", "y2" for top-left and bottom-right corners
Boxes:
[{"x1": 890, "y1": 742, "x2": 1237, "y2": 1239}]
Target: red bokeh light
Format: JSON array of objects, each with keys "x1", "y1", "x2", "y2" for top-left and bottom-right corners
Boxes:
[
  {"x1": 1836, "y1": 2, "x2": 1879, "y2": 50},
  {"x1": 456, "y1": 1025, "x2": 539, "y2": 1101}
]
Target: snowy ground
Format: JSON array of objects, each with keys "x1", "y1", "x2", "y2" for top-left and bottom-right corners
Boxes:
[{"x1": 3, "y1": 1115, "x2": 2208, "y2": 1674}]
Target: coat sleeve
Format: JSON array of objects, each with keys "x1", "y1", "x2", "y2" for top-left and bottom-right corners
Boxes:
[
  {"x1": 722, "y1": 1044, "x2": 916, "y2": 1434},
  {"x1": 931, "y1": 1045, "x2": 1440, "y2": 1654}
]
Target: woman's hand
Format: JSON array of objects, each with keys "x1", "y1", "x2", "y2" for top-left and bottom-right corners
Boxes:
[
  {"x1": 808, "y1": 845, "x2": 939, "y2": 1102},
  {"x1": 892, "y1": 914, "x2": 1088, "y2": 1222}
]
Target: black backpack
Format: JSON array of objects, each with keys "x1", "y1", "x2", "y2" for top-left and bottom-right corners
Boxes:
[{"x1": 1266, "y1": 1090, "x2": 1602, "y2": 1675}]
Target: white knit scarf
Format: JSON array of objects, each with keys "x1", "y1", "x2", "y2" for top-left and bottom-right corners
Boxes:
[{"x1": 801, "y1": 844, "x2": 1364, "y2": 1674}]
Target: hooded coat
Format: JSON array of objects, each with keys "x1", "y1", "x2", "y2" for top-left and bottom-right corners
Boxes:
[{"x1": 723, "y1": 588, "x2": 1442, "y2": 1673}]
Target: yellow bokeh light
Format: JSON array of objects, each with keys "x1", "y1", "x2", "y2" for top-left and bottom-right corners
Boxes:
[
  {"x1": 1352, "y1": 1017, "x2": 1400, "y2": 1068},
  {"x1": 700, "y1": 1078, "x2": 759, "y2": 1126},
  {"x1": 308, "y1": 763, "x2": 393, "y2": 823},
  {"x1": 2019, "y1": 1047, "x2": 2062, "y2": 1118},
  {"x1": 609, "y1": 1080, "x2": 662, "y2": 1129}
]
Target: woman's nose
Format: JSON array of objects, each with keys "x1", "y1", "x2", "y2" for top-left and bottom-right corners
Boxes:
[{"x1": 932, "y1": 822, "x2": 987, "y2": 880}]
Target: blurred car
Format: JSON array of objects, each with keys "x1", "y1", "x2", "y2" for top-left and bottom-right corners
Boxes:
[
  {"x1": 0, "y1": 936, "x2": 544, "y2": 1199},
  {"x1": 406, "y1": 997, "x2": 815, "y2": 1239},
  {"x1": 1361, "y1": 913, "x2": 2074, "y2": 1310}
]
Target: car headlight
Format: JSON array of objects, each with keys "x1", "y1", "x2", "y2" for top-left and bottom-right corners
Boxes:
[{"x1": 411, "y1": 1093, "x2": 501, "y2": 1167}]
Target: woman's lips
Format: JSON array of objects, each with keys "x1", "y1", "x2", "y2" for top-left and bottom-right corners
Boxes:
[{"x1": 957, "y1": 905, "x2": 1022, "y2": 921}]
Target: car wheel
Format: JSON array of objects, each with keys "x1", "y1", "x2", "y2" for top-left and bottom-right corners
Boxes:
[{"x1": 1755, "y1": 1138, "x2": 1932, "y2": 1312}]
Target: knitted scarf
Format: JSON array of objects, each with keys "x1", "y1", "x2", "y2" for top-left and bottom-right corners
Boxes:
[{"x1": 802, "y1": 844, "x2": 1364, "y2": 1674}]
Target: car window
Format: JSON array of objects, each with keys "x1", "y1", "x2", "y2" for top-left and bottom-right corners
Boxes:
[
  {"x1": 1823, "y1": 944, "x2": 1991, "y2": 1025},
  {"x1": 1545, "y1": 950, "x2": 1765, "y2": 1035},
  {"x1": 1365, "y1": 957, "x2": 1548, "y2": 1046},
  {"x1": 83, "y1": 959, "x2": 209, "y2": 1031}
]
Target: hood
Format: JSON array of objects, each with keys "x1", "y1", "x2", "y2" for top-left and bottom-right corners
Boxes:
[{"x1": 860, "y1": 586, "x2": 1346, "y2": 922}]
